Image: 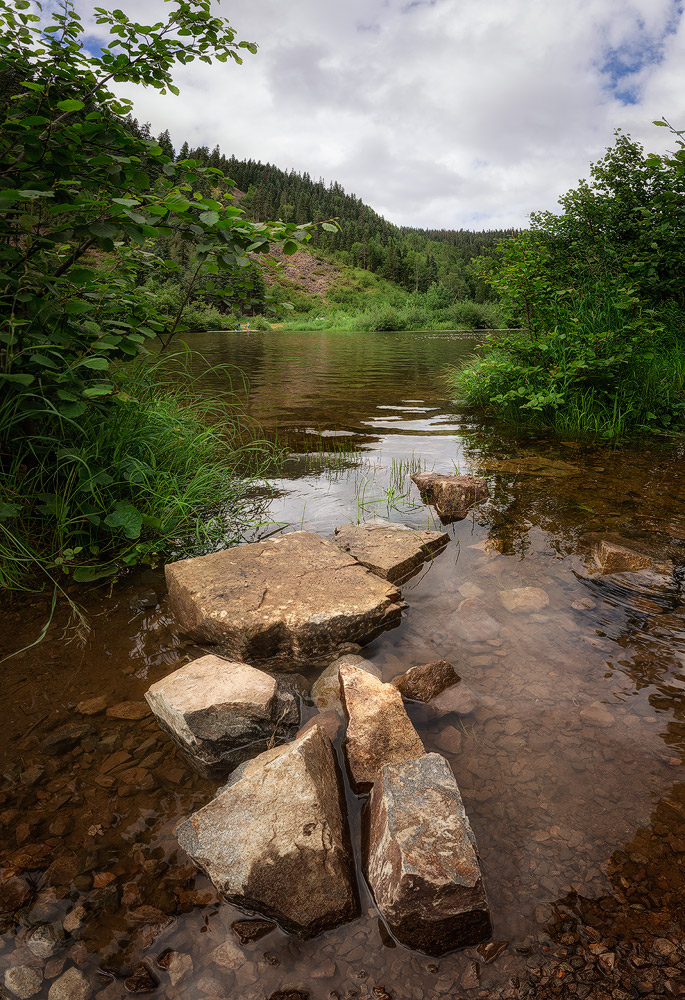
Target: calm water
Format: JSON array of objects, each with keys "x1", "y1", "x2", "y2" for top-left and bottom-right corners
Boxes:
[{"x1": 2, "y1": 330, "x2": 684, "y2": 999}]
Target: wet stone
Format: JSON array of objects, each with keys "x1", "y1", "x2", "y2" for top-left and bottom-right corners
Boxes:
[
  {"x1": 499, "y1": 587, "x2": 549, "y2": 613},
  {"x1": 75, "y1": 696, "x2": 107, "y2": 716},
  {"x1": 105, "y1": 702, "x2": 150, "y2": 721},
  {"x1": 165, "y1": 530, "x2": 406, "y2": 669},
  {"x1": 453, "y1": 599, "x2": 500, "y2": 643},
  {"x1": 392, "y1": 660, "x2": 460, "y2": 703},
  {"x1": 123, "y1": 964, "x2": 158, "y2": 993},
  {"x1": 339, "y1": 663, "x2": 425, "y2": 792},
  {"x1": 334, "y1": 522, "x2": 449, "y2": 583},
  {"x1": 41, "y1": 723, "x2": 89, "y2": 753},
  {"x1": 176, "y1": 725, "x2": 359, "y2": 937},
  {"x1": 47, "y1": 967, "x2": 92, "y2": 1000},
  {"x1": 231, "y1": 919, "x2": 276, "y2": 945},
  {"x1": 411, "y1": 472, "x2": 489, "y2": 521},
  {"x1": 296, "y1": 709, "x2": 342, "y2": 742},
  {"x1": 209, "y1": 939, "x2": 244, "y2": 972},
  {"x1": 3, "y1": 967, "x2": 42, "y2": 999},
  {"x1": 311, "y1": 654, "x2": 381, "y2": 716},
  {"x1": 365, "y1": 754, "x2": 491, "y2": 956},
  {"x1": 145, "y1": 654, "x2": 299, "y2": 775},
  {"x1": 579, "y1": 702, "x2": 614, "y2": 728}
]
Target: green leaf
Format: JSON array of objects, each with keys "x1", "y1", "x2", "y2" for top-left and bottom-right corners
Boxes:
[
  {"x1": 0, "y1": 502, "x2": 21, "y2": 521},
  {"x1": 321, "y1": 222, "x2": 338, "y2": 232},
  {"x1": 82, "y1": 384, "x2": 113, "y2": 397},
  {"x1": 1, "y1": 372, "x2": 34, "y2": 385},
  {"x1": 282, "y1": 240, "x2": 299, "y2": 255},
  {"x1": 79, "y1": 357, "x2": 110, "y2": 370},
  {"x1": 72, "y1": 564, "x2": 118, "y2": 582},
  {"x1": 56, "y1": 99, "x2": 85, "y2": 112},
  {"x1": 104, "y1": 501, "x2": 143, "y2": 539},
  {"x1": 199, "y1": 210, "x2": 220, "y2": 225},
  {"x1": 163, "y1": 193, "x2": 191, "y2": 212}
]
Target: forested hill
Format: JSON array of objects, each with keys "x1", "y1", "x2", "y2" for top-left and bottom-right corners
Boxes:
[{"x1": 149, "y1": 126, "x2": 517, "y2": 299}]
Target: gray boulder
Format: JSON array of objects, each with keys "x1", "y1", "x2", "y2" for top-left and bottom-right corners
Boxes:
[
  {"x1": 145, "y1": 655, "x2": 299, "y2": 775},
  {"x1": 165, "y1": 531, "x2": 405, "y2": 669},
  {"x1": 365, "y1": 753, "x2": 491, "y2": 955},
  {"x1": 334, "y1": 522, "x2": 449, "y2": 583},
  {"x1": 411, "y1": 472, "x2": 488, "y2": 521},
  {"x1": 176, "y1": 725, "x2": 359, "y2": 937}
]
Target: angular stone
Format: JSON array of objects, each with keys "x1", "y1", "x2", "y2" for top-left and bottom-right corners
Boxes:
[
  {"x1": 364, "y1": 753, "x2": 491, "y2": 955},
  {"x1": 579, "y1": 701, "x2": 614, "y2": 728},
  {"x1": 145, "y1": 655, "x2": 299, "y2": 775},
  {"x1": 411, "y1": 472, "x2": 488, "y2": 521},
  {"x1": 339, "y1": 663, "x2": 425, "y2": 792},
  {"x1": 47, "y1": 967, "x2": 92, "y2": 1000},
  {"x1": 310, "y1": 653, "x2": 381, "y2": 715},
  {"x1": 231, "y1": 919, "x2": 275, "y2": 945},
  {"x1": 165, "y1": 531, "x2": 405, "y2": 669},
  {"x1": 296, "y1": 710, "x2": 342, "y2": 742},
  {"x1": 75, "y1": 696, "x2": 107, "y2": 716},
  {"x1": 4, "y1": 967, "x2": 42, "y2": 999},
  {"x1": 431, "y1": 684, "x2": 478, "y2": 717},
  {"x1": 105, "y1": 701, "x2": 150, "y2": 721},
  {"x1": 334, "y1": 522, "x2": 449, "y2": 583},
  {"x1": 581, "y1": 532, "x2": 674, "y2": 575},
  {"x1": 392, "y1": 660, "x2": 460, "y2": 702},
  {"x1": 453, "y1": 598, "x2": 500, "y2": 642},
  {"x1": 176, "y1": 725, "x2": 359, "y2": 937},
  {"x1": 499, "y1": 587, "x2": 549, "y2": 613}
]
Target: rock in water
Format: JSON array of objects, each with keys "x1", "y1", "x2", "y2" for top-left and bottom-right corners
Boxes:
[
  {"x1": 334, "y1": 522, "x2": 449, "y2": 583},
  {"x1": 499, "y1": 587, "x2": 549, "y2": 613},
  {"x1": 176, "y1": 725, "x2": 359, "y2": 937},
  {"x1": 165, "y1": 531, "x2": 405, "y2": 669},
  {"x1": 311, "y1": 653, "x2": 381, "y2": 715},
  {"x1": 339, "y1": 663, "x2": 425, "y2": 792},
  {"x1": 411, "y1": 473, "x2": 488, "y2": 521},
  {"x1": 392, "y1": 660, "x2": 461, "y2": 702},
  {"x1": 145, "y1": 655, "x2": 299, "y2": 775},
  {"x1": 365, "y1": 754, "x2": 491, "y2": 955},
  {"x1": 453, "y1": 598, "x2": 500, "y2": 642}
]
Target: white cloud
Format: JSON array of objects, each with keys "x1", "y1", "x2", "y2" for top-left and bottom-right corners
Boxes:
[{"x1": 78, "y1": 0, "x2": 685, "y2": 229}]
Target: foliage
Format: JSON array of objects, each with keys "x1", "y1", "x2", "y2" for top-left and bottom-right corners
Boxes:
[
  {"x1": 0, "y1": 0, "x2": 321, "y2": 588},
  {"x1": 453, "y1": 126, "x2": 685, "y2": 439}
]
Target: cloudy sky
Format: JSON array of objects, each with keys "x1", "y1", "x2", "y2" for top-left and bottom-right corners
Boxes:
[{"x1": 89, "y1": 0, "x2": 684, "y2": 230}]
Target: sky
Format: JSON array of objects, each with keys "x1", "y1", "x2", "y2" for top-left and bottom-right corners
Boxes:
[{"x1": 80, "y1": 0, "x2": 685, "y2": 231}]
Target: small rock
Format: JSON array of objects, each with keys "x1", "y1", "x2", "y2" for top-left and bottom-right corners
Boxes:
[
  {"x1": 310, "y1": 654, "x2": 381, "y2": 715},
  {"x1": 339, "y1": 663, "x2": 425, "y2": 791},
  {"x1": 579, "y1": 702, "x2": 614, "y2": 728},
  {"x1": 334, "y1": 522, "x2": 449, "y2": 583},
  {"x1": 63, "y1": 906, "x2": 87, "y2": 935},
  {"x1": 653, "y1": 937, "x2": 677, "y2": 957},
  {"x1": 392, "y1": 660, "x2": 460, "y2": 702},
  {"x1": 145, "y1": 655, "x2": 299, "y2": 774},
  {"x1": 430, "y1": 684, "x2": 478, "y2": 717},
  {"x1": 231, "y1": 919, "x2": 276, "y2": 945},
  {"x1": 477, "y1": 940, "x2": 509, "y2": 963},
  {"x1": 166, "y1": 953, "x2": 193, "y2": 986},
  {"x1": 598, "y1": 951, "x2": 616, "y2": 973},
  {"x1": 4, "y1": 967, "x2": 42, "y2": 999},
  {"x1": 459, "y1": 582, "x2": 484, "y2": 599},
  {"x1": 210, "y1": 939, "x2": 245, "y2": 971},
  {"x1": 434, "y1": 724, "x2": 462, "y2": 754},
  {"x1": 572, "y1": 598, "x2": 596, "y2": 611},
  {"x1": 26, "y1": 924, "x2": 61, "y2": 959},
  {"x1": 41, "y1": 723, "x2": 89, "y2": 753},
  {"x1": 75, "y1": 696, "x2": 107, "y2": 716},
  {"x1": 123, "y1": 964, "x2": 158, "y2": 993},
  {"x1": 411, "y1": 472, "x2": 488, "y2": 521},
  {"x1": 499, "y1": 587, "x2": 549, "y2": 613},
  {"x1": 297, "y1": 710, "x2": 342, "y2": 742},
  {"x1": 48, "y1": 967, "x2": 92, "y2": 1000},
  {"x1": 105, "y1": 702, "x2": 150, "y2": 721},
  {"x1": 460, "y1": 960, "x2": 480, "y2": 990},
  {"x1": 268, "y1": 992, "x2": 309, "y2": 1000},
  {"x1": 453, "y1": 599, "x2": 500, "y2": 642}
]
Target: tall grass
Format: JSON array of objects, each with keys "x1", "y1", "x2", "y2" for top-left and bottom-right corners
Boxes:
[{"x1": 1, "y1": 355, "x2": 276, "y2": 592}]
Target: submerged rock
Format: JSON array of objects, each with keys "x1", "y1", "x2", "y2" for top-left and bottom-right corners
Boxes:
[
  {"x1": 411, "y1": 472, "x2": 488, "y2": 521},
  {"x1": 453, "y1": 598, "x2": 500, "y2": 642},
  {"x1": 176, "y1": 725, "x2": 359, "y2": 937},
  {"x1": 334, "y1": 521, "x2": 449, "y2": 583},
  {"x1": 339, "y1": 663, "x2": 425, "y2": 792},
  {"x1": 4, "y1": 967, "x2": 42, "y2": 999},
  {"x1": 499, "y1": 587, "x2": 549, "y2": 613},
  {"x1": 392, "y1": 660, "x2": 461, "y2": 703},
  {"x1": 580, "y1": 532, "x2": 674, "y2": 575},
  {"x1": 145, "y1": 655, "x2": 299, "y2": 775},
  {"x1": 364, "y1": 753, "x2": 491, "y2": 955},
  {"x1": 165, "y1": 531, "x2": 405, "y2": 669}
]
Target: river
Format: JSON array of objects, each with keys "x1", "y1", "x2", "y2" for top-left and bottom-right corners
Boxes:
[{"x1": 1, "y1": 329, "x2": 684, "y2": 999}]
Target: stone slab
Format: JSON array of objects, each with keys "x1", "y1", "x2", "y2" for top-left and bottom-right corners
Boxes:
[
  {"x1": 176, "y1": 725, "x2": 359, "y2": 938},
  {"x1": 165, "y1": 531, "x2": 405, "y2": 669},
  {"x1": 365, "y1": 753, "x2": 491, "y2": 955},
  {"x1": 334, "y1": 522, "x2": 449, "y2": 583}
]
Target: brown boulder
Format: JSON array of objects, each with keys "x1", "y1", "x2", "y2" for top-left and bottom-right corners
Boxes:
[
  {"x1": 334, "y1": 522, "x2": 449, "y2": 583},
  {"x1": 411, "y1": 472, "x2": 488, "y2": 521},
  {"x1": 145, "y1": 655, "x2": 299, "y2": 775},
  {"x1": 365, "y1": 754, "x2": 491, "y2": 955},
  {"x1": 176, "y1": 725, "x2": 359, "y2": 938},
  {"x1": 339, "y1": 663, "x2": 425, "y2": 792},
  {"x1": 165, "y1": 531, "x2": 405, "y2": 669}
]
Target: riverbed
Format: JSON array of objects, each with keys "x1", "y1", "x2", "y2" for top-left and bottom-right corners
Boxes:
[{"x1": 1, "y1": 330, "x2": 684, "y2": 999}]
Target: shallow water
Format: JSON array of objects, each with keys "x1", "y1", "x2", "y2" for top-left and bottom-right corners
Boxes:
[{"x1": 2, "y1": 330, "x2": 685, "y2": 999}]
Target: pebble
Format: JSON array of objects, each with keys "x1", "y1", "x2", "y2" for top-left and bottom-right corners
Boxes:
[
  {"x1": 499, "y1": 587, "x2": 550, "y2": 613},
  {"x1": 75, "y1": 696, "x2": 108, "y2": 716},
  {"x1": 433, "y1": 725, "x2": 462, "y2": 754},
  {"x1": 123, "y1": 964, "x2": 158, "y2": 993},
  {"x1": 4, "y1": 966, "x2": 42, "y2": 999},
  {"x1": 210, "y1": 939, "x2": 245, "y2": 971},
  {"x1": 579, "y1": 702, "x2": 615, "y2": 728},
  {"x1": 105, "y1": 702, "x2": 150, "y2": 721},
  {"x1": 47, "y1": 967, "x2": 92, "y2": 1000}
]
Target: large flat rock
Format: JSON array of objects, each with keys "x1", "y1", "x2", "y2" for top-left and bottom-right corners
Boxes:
[
  {"x1": 411, "y1": 473, "x2": 488, "y2": 522},
  {"x1": 339, "y1": 663, "x2": 425, "y2": 792},
  {"x1": 334, "y1": 522, "x2": 449, "y2": 583},
  {"x1": 365, "y1": 753, "x2": 491, "y2": 955},
  {"x1": 145, "y1": 655, "x2": 299, "y2": 775},
  {"x1": 165, "y1": 531, "x2": 405, "y2": 669},
  {"x1": 176, "y1": 725, "x2": 359, "y2": 938}
]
